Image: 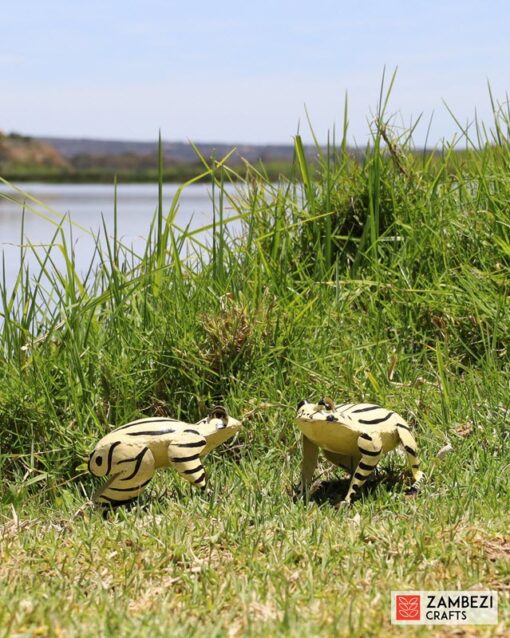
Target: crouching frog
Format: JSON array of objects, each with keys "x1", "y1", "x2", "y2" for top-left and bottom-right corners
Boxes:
[
  {"x1": 88, "y1": 406, "x2": 241, "y2": 506},
  {"x1": 295, "y1": 398, "x2": 424, "y2": 504}
]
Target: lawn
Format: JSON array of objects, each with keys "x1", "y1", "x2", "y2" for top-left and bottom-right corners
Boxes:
[{"x1": 1, "y1": 92, "x2": 509, "y2": 636}]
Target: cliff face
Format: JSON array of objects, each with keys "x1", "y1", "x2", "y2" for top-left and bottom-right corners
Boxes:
[{"x1": 0, "y1": 134, "x2": 70, "y2": 171}]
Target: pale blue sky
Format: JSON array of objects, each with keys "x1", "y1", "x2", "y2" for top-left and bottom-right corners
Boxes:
[{"x1": 2, "y1": 0, "x2": 509, "y2": 145}]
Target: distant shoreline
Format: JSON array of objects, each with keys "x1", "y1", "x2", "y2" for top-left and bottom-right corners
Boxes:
[
  {"x1": 0, "y1": 132, "x2": 307, "y2": 185},
  {"x1": 0, "y1": 161, "x2": 296, "y2": 185},
  {"x1": 0, "y1": 131, "x2": 445, "y2": 185}
]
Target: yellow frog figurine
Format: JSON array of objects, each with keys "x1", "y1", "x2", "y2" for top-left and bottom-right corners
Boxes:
[
  {"x1": 88, "y1": 406, "x2": 241, "y2": 506},
  {"x1": 295, "y1": 397, "x2": 424, "y2": 504}
]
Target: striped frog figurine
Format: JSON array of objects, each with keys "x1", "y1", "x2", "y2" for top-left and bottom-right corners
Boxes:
[
  {"x1": 295, "y1": 397, "x2": 424, "y2": 504},
  {"x1": 88, "y1": 406, "x2": 241, "y2": 506}
]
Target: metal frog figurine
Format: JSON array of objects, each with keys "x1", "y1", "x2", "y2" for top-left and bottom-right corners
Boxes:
[
  {"x1": 295, "y1": 397, "x2": 424, "y2": 504},
  {"x1": 88, "y1": 406, "x2": 241, "y2": 506}
]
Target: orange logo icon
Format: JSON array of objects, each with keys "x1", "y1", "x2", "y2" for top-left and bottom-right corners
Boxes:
[{"x1": 396, "y1": 594, "x2": 421, "y2": 621}]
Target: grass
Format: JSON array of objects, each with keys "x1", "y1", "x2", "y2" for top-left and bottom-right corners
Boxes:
[{"x1": 1, "y1": 84, "x2": 509, "y2": 636}]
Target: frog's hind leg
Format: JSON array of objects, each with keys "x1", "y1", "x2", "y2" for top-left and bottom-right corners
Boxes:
[
  {"x1": 94, "y1": 446, "x2": 156, "y2": 507},
  {"x1": 168, "y1": 432, "x2": 207, "y2": 489},
  {"x1": 342, "y1": 432, "x2": 383, "y2": 504},
  {"x1": 396, "y1": 423, "x2": 424, "y2": 493}
]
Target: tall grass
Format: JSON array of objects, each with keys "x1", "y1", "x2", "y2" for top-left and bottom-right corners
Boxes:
[
  {"x1": 0, "y1": 88, "x2": 509, "y2": 636},
  {"x1": 1, "y1": 94, "x2": 509, "y2": 474}
]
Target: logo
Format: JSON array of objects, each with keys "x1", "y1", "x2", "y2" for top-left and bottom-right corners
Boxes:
[
  {"x1": 391, "y1": 591, "x2": 498, "y2": 625},
  {"x1": 395, "y1": 595, "x2": 421, "y2": 621}
]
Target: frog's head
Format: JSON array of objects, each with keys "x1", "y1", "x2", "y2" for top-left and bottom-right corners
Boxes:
[
  {"x1": 296, "y1": 397, "x2": 334, "y2": 421},
  {"x1": 296, "y1": 399, "x2": 313, "y2": 421},
  {"x1": 296, "y1": 399, "x2": 309, "y2": 411},
  {"x1": 196, "y1": 406, "x2": 242, "y2": 454},
  {"x1": 317, "y1": 396, "x2": 335, "y2": 411}
]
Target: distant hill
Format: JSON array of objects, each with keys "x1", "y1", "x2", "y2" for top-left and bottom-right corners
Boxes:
[
  {"x1": 0, "y1": 133, "x2": 323, "y2": 182},
  {"x1": 38, "y1": 136, "x2": 303, "y2": 164},
  {"x1": 0, "y1": 133, "x2": 70, "y2": 171}
]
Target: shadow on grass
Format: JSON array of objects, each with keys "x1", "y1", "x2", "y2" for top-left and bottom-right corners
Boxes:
[{"x1": 308, "y1": 469, "x2": 419, "y2": 506}]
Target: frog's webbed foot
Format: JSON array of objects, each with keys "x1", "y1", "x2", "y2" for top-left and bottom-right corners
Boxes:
[
  {"x1": 333, "y1": 496, "x2": 352, "y2": 509},
  {"x1": 291, "y1": 483, "x2": 304, "y2": 502},
  {"x1": 292, "y1": 478, "x2": 323, "y2": 503},
  {"x1": 198, "y1": 485, "x2": 213, "y2": 499}
]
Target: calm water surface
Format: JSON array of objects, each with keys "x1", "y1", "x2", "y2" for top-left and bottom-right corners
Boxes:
[{"x1": 0, "y1": 182, "x2": 242, "y2": 292}]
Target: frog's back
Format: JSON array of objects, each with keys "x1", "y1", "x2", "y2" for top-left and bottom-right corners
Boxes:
[{"x1": 98, "y1": 417, "x2": 185, "y2": 446}]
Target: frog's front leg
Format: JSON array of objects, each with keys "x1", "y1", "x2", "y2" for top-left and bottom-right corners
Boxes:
[
  {"x1": 296, "y1": 435, "x2": 319, "y2": 500},
  {"x1": 168, "y1": 432, "x2": 207, "y2": 489},
  {"x1": 341, "y1": 432, "x2": 383, "y2": 504}
]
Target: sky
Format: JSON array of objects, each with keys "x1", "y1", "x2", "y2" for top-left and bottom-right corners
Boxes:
[{"x1": 1, "y1": 0, "x2": 510, "y2": 147}]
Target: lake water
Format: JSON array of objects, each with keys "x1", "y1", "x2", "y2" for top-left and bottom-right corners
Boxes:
[{"x1": 0, "y1": 182, "x2": 242, "y2": 293}]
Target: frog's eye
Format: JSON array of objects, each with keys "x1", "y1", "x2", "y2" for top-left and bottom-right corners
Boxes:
[
  {"x1": 318, "y1": 397, "x2": 334, "y2": 411},
  {"x1": 95, "y1": 456, "x2": 103, "y2": 466},
  {"x1": 210, "y1": 406, "x2": 228, "y2": 420}
]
